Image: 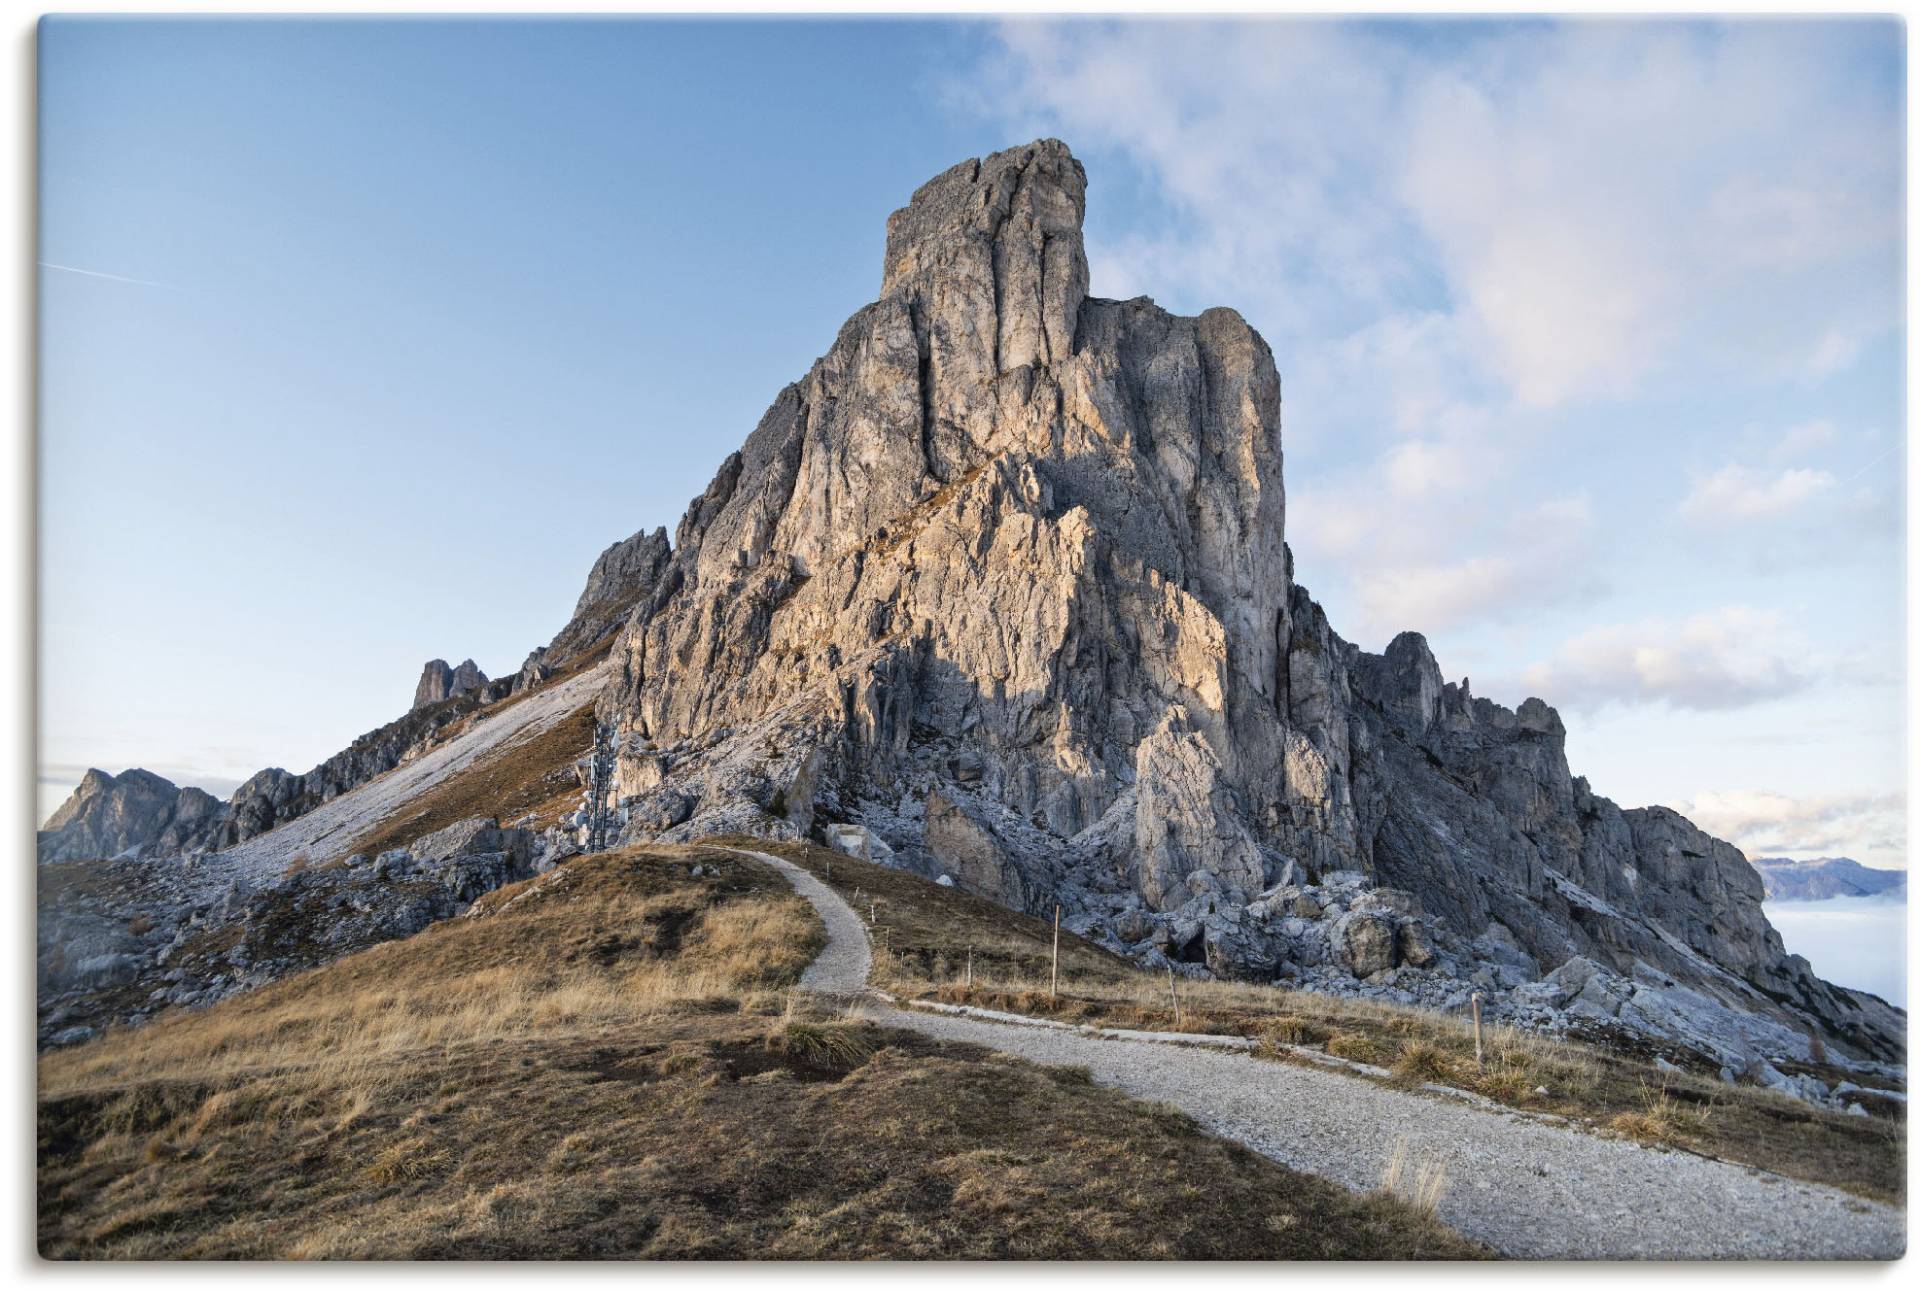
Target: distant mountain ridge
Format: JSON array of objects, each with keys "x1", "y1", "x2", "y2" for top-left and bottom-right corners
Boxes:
[{"x1": 1753, "y1": 856, "x2": 1906, "y2": 903}]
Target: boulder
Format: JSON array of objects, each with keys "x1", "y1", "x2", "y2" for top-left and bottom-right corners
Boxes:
[
  {"x1": 925, "y1": 790, "x2": 1033, "y2": 913},
  {"x1": 1336, "y1": 912, "x2": 1398, "y2": 978},
  {"x1": 1396, "y1": 920, "x2": 1438, "y2": 969},
  {"x1": 825, "y1": 823, "x2": 893, "y2": 862}
]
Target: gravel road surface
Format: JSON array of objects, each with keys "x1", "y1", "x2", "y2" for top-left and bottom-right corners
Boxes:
[{"x1": 732, "y1": 846, "x2": 1905, "y2": 1261}]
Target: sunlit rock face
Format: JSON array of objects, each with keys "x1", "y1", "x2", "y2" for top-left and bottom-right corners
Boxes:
[
  {"x1": 579, "y1": 138, "x2": 1899, "y2": 1066},
  {"x1": 603, "y1": 139, "x2": 1291, "y2": 900}
]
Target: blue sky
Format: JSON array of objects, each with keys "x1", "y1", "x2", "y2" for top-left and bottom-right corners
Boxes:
[{"x1": 38, "y1": 17, "x2": 1906, "y2": 867}]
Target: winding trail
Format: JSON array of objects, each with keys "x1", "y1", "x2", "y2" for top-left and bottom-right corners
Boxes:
[{"x1": 731, "y1": 846, "x2": 1905, "y2": 1261}]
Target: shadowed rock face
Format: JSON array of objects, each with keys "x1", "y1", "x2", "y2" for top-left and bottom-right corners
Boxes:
[
  {"x1": 36, "y1": 770, "x2": 223, "y2": 863},
  {"x1": 591, "y1": 139, "x2": 1901, "y2": 1065}
]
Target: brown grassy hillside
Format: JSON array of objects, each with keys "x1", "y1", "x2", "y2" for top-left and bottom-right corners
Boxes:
[{"x1": 39, "y1": 843, "x2": 1482, "y2": 1260}]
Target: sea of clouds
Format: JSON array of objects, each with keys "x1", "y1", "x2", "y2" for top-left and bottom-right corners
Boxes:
[{"x1": 1765, "y1": 896, "x2": 1908, "y2": 1007}]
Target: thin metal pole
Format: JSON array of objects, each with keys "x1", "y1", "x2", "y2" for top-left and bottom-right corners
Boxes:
[{"x1": 1471, "y1": 992, "x2": 1484, "y2": 1070}]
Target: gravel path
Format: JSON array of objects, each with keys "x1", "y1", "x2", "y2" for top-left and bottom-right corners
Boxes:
[{"x1": 733, "y1": 846, "x2": 1906, "y2": 1261}]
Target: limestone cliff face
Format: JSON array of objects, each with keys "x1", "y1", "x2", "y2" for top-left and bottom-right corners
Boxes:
[
  {"x1": 593, "y1": 139, "x2": 1900, "y2": 1063},
  {"x1": 603, "y1": 139, "x2": 1291, "y2": 909}
]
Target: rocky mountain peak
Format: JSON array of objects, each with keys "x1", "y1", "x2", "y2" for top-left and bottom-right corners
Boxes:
[
  {"x1": 880, "y1": 138, "x2": 1089, "y2": 375},
  {"x1": 587, "y1": 139, "x2": 1899, "y2": 1067},
  {"x1": 412, "y1": 658, "x2": 488, "y2": 711},
  {"x1": 40, "y1": 139, "x2": 1900, "y2": 1078},
  {"x1": 37, "y1": 768, "x2": 219, "y2": 864}
]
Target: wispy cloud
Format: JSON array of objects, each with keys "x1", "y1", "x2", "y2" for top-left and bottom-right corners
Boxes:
[
  {"x1": 1679, "y1": 788, "x2": 1906, "y2": 868},
  {"x1": 40, "y1": 261, "x2": 173, "y2": 289},
  {"x1": 1516, "y1": 606, "x2": 1814, "y2": 713},
  {"x1": 1680, "y1": 464, "x2": 1837, "y2": 526}
]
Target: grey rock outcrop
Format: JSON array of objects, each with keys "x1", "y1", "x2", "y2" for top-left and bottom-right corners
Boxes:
[
  {"x1": 545, "y1": 526, "x2": 671, "y2": 663},
  {"x1": 37, "y1": 769, "x2": 225, "y2": 863},
  {"x1": 585, "y1": 139, "x2": 1899, "y2": 1069},
  {"x1": 413, "y1": 658, "x2": 488, "y2": 710}
]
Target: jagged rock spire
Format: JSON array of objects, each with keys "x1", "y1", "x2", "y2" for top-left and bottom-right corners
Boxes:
[{"x1": 413, "y1": 658, "x2": 487, "y2": 711}]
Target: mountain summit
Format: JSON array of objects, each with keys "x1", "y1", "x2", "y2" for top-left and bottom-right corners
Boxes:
[
  {"x1": 591, "y1": 139, "x2": 1898, "y2": 1066},
  {"x1": 40, "y1": 140, "x2": 1901, "y2": 1075}
]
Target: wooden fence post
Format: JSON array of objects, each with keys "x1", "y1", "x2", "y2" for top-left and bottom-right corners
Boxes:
[
  {"x1": 1471, "y1": 992, "x2": 1484, "y2": 1070},
  {"x1": 1166, "y1": 963, "x2": 1182, "y2": 1028},
  {"x1": 965, "y1": 946, "x2": 973, "y2": 990},
  {"x1": 1050, "y1": 905, "x2": 1061, "y2": 1000}
]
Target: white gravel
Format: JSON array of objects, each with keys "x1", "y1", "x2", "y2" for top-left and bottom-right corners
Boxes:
[
  {"x1": 192, "y1": 667, "x2": 608, "y2": 892},
  {"x1": 734, "y1": 846, "x2": 1907, "y2": 1261}
]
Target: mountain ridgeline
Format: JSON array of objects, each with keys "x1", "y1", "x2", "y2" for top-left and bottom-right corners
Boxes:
[
  {"x1": 1754, "y1": 857, "x2": 1907, "y2": 903},
  {"x1": 40, "y1": 140, "x2": 1902, "y2": 1076}
]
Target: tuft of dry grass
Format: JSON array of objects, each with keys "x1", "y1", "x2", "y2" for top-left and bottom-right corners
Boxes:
[
  {"x1": 1327, "y1": 1030, "x2": 1385, "y2": 1066},
  {"x1": 1376, "y1": 1138, "x2": 1450, "y2": 1218},
  {"x1": 766, "y1": 1021, "x2": 875, "y2": 1075},
  {"x1": 1390, "y1": 1041, "x2": 1457, "y2": 1085},
  {"x1": 1608, "y1": 1081, "x2": 1715, "y2": 1148}
]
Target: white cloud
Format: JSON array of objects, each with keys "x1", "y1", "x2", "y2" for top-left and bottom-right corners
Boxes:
[
  {"x1": 971, "y1": 21, "x2": 1899, "y2": 412},
  {"x1": 1679, "y1": 464, "x2": 1837, "y2": 526},
  {"x1": 1679, "y1": 788, "x2": 1906, "y2": 867},
  {"x1": 962, "y1": 19, "x2": 1900, "y2": 644},
  {"x1": 1402, "y1": 26, "x2": 1899, "y2": 403},
  {"x1": 1518, "y1": 606, "x2": 1813, "y2": 712},
  {"x1": 1294, "y1": 488, "x2": 1601, "y2": 641}
]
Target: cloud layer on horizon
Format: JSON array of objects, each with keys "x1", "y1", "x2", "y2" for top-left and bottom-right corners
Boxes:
[{"x1": 1680, "y1": 788, "x2": 1907, "y2": 869}]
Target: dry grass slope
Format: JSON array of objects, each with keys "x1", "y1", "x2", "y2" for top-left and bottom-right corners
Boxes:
[
  {"x1": 343, "y1": 704, "x2": 595, "y2": 863},
  {"x1": 40, "y1": 843, "x2": 1484, "y2": 1260},
  {"x1": 746, "y1": 838, "x2": 1906, "y2": 1206}
]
